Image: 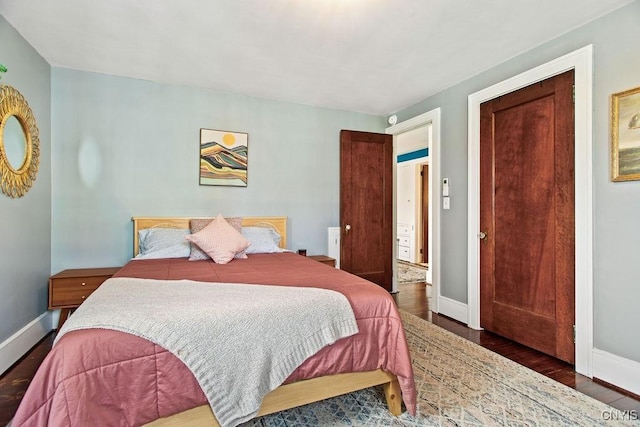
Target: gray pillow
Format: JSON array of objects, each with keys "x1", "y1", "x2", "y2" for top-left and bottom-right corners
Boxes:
[
  {"x1": 136, "y1": 228, "x2": 190, "y2": 259},
  {"x1": 241, "y1": 226, "x2": 284, "y2": 254}
]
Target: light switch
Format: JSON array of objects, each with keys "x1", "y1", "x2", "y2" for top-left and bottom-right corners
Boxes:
[
  {"x1": 443, "y1": 197, "x2": 450, "y2": 210},
  {"x1": 443, "y1": 178, "x2": 450, "y2": 196}
]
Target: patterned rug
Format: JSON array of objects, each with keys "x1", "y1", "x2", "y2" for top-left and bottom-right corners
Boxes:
[
  {"x1": 397, "y1": 261, "x2": 428, "y2": 284},
  {"x1": 244, "y1": 311, "x2": 638, "y2": 426}
]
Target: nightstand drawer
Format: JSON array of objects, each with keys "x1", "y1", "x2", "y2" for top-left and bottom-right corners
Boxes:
[
  {"x1": 398, "y1": 236, "x2": 410, "y2": 247},
  {"x1": 50, "y1": 277, "x2": 105, "y2": 307},
  {"x1": 49, "y1": 267, "x2": 120, "y2": 309},
  {"x1": 49, "y1": 267, "x2": 121, "y2": 330},
  {"x1": 308, "y1": 255, "x2": 336, "y2": 267}
]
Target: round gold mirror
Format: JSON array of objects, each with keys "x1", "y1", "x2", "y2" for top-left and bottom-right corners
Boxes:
[{"x1": 0, "y1": 85, "x2": 40, "y2": 198}]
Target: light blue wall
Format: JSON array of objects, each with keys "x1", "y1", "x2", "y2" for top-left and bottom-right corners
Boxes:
[
  {"x1": 395, "y1": 1, "x2": 640, "y2": 362},
  {"x1": 0, "y1": 15, "x2": 51, "y2": 342},
  {"x1": 51, "y1": 68, "x2": 384, "y2": 273}
]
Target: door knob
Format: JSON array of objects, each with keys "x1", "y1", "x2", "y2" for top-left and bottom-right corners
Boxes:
[
  {"x1": 478, "y1": 231, "x2": 487, "y2": 240},
  {"x1": 345, "y1": 224, "x2": 351, "y2": 234}
]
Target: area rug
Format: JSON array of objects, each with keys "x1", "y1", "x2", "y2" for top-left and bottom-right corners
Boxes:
[
  {"x1": 398, "y1": 260, "x2": 428, "y2": 284},
  {"x1": 244, "y1": 310, "x2": 637, "y2": 426}
]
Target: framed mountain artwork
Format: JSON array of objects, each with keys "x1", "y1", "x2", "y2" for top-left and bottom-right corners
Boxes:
[{"x1": 199, "y1": 128, "x2": 248, "y2": 187}]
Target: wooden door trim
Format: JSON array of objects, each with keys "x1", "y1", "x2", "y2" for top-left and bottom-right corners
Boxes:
[
  {"x1": 467, "y1": 45, "x2": 594, "y2": 376},
  {"x1": 386, "y1": 108, "x2": 440, "y2": 308}
]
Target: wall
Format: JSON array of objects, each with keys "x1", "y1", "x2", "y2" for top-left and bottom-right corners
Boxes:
[
  {"x1": 51, "y1": 68, "x2": 384, "y2": 273},
  {"x1": 396, "y1": 163, "x2": 416, "y2": 227},
  {"x1": 394, "y1": 1, "x2": 640, "y2": 363},
  {"x1": 0, "y1": 16, "x2": 51, "y2": 347}
]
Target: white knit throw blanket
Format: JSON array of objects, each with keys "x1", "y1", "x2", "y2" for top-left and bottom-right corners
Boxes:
[{"x1": 55, "y1": 277, "x2": 359, "y2": 427}]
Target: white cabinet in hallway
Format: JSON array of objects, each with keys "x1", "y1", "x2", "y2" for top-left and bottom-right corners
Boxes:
[{"x1": 397, "y1": 223, "x2": 414, "y2": 263}]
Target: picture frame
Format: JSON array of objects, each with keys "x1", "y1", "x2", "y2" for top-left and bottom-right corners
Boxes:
[
  {"x1": 199, "y1": 128, "x2": 248, "y2": 187},
  {"x1": 611, "y1": 85, "x2": 640, "y2": 182}
]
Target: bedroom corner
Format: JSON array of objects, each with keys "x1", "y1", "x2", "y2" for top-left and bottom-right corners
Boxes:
[{"x1": 0, "y1": 15, "x2": 52, "y2": 375}]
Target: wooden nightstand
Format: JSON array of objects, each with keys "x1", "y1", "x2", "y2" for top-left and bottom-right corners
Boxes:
[
  {"x1": 308, "y1": 255, "x2": 336, "y2": 267},
  {"x1": 49, "y1": 267, "x2": 121, "y2": 330}
]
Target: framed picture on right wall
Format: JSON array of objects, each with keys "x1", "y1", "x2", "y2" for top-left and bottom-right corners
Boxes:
[{"x1": 611, "y1": 85, "x2": 640, "y2": 181}]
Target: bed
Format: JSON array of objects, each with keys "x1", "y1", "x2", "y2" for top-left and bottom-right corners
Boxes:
[{"x1": 11, "y1": 216, "x2": 416, "y2": 427}]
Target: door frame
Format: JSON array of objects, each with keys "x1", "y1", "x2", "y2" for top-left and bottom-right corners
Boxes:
[
  {"x1": 467, "y1": 45, "x2": 594, "y2": 376},
  {"x1": 387, "y1": 108, "x2": 441, "y2": 312}
]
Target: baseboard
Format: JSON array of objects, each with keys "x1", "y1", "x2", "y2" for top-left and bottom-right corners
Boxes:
[
  {"x1": 593, "y1": 348, "x2": 640, "y2": 397},
  {"x1": 437, "y1": 295, "x2": 468, "y2": 324},
  {"x1": 0, "y1": 311, "x2": 54, "y2": 375}
]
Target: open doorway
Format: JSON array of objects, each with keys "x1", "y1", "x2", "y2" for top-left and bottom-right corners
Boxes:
[
  {"x1": 387, "y1": 108, "x2": 441, "y2": 313},
  {"x1": 396, "y1": 126, "x2": 430, "y2": 279}
]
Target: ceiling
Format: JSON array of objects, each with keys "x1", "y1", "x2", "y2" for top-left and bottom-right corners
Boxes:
[{"x1": 0, "y1": 0, "x2": 633, "y2": 115}]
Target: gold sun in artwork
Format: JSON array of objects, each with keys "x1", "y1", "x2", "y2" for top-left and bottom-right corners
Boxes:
[{"x1": 222, "y1": 133, "x2": 236, "y2": 147}]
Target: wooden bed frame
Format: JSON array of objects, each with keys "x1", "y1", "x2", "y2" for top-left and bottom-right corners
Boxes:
[{"x1": 131, "y1": 216, "x2": 403, "y2": 426}]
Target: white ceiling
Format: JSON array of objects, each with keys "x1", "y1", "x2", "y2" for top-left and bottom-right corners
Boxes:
[{"x1": 0, "y1": 0, "x2": 633, "y2": 115}]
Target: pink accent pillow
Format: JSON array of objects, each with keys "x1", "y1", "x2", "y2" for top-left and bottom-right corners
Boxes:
[
  {"x1": 189, "y1": 217, "x2": 247, "y2": 260},
  {"x1": 185, "y1": 215, "x2": 250, "y2": 264}
]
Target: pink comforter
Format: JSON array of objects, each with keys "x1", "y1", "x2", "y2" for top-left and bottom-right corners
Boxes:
[{"x1": 12, "y1": 253, "x2": 416, "y2": 426}]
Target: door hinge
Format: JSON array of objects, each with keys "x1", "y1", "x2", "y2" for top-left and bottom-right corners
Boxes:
[
  {"x1": 573, "y1": 324, "x2": 576, "y2": 343},
  {"x1": 572, "y1": 85, "x2": 575, "y2": 104}
]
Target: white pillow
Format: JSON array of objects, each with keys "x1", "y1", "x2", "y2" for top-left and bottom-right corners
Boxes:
[
  {"x1": 136, "y1": 228, "x2": 190, "y2": 259},
  {"x1": 241, "y1": 226, "x2": 284, "y2": 254}
]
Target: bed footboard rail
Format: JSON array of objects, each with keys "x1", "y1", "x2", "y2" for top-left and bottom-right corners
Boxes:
[{"x1": 144, "y1": 369, "x2": 401, "y2": 426}]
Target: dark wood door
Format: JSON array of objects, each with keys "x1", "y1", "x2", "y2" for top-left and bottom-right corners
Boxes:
[
  {"x1": 421, "y1": 164, "x2": 429, "y2": 264},
  {"x1": 480, "y1": 70, "x2": 575, "y2": 364},
  {"x1": 340, "y1": 130, "x2": 393, "y2": 291}
]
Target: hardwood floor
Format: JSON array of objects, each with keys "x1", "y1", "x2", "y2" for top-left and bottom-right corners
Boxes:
[
  {"x1": 1, "y1": 282, "x2": 638, "y2": 424},
  {"x1": 0, "y1": 332, "x2": 54, "y2": 425}
]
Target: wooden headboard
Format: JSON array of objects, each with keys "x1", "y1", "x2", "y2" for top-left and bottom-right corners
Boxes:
[{"x1": 131, "y1": 216, "x2": 288, "y2": 256}]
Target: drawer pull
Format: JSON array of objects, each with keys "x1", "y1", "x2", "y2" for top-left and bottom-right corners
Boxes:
[
  {"x1": 81, "y1": 295, "x2": 86, "y2": 300},
  {"x1": 81, "y1": 282, "x2": 86, "y2": 286}
]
